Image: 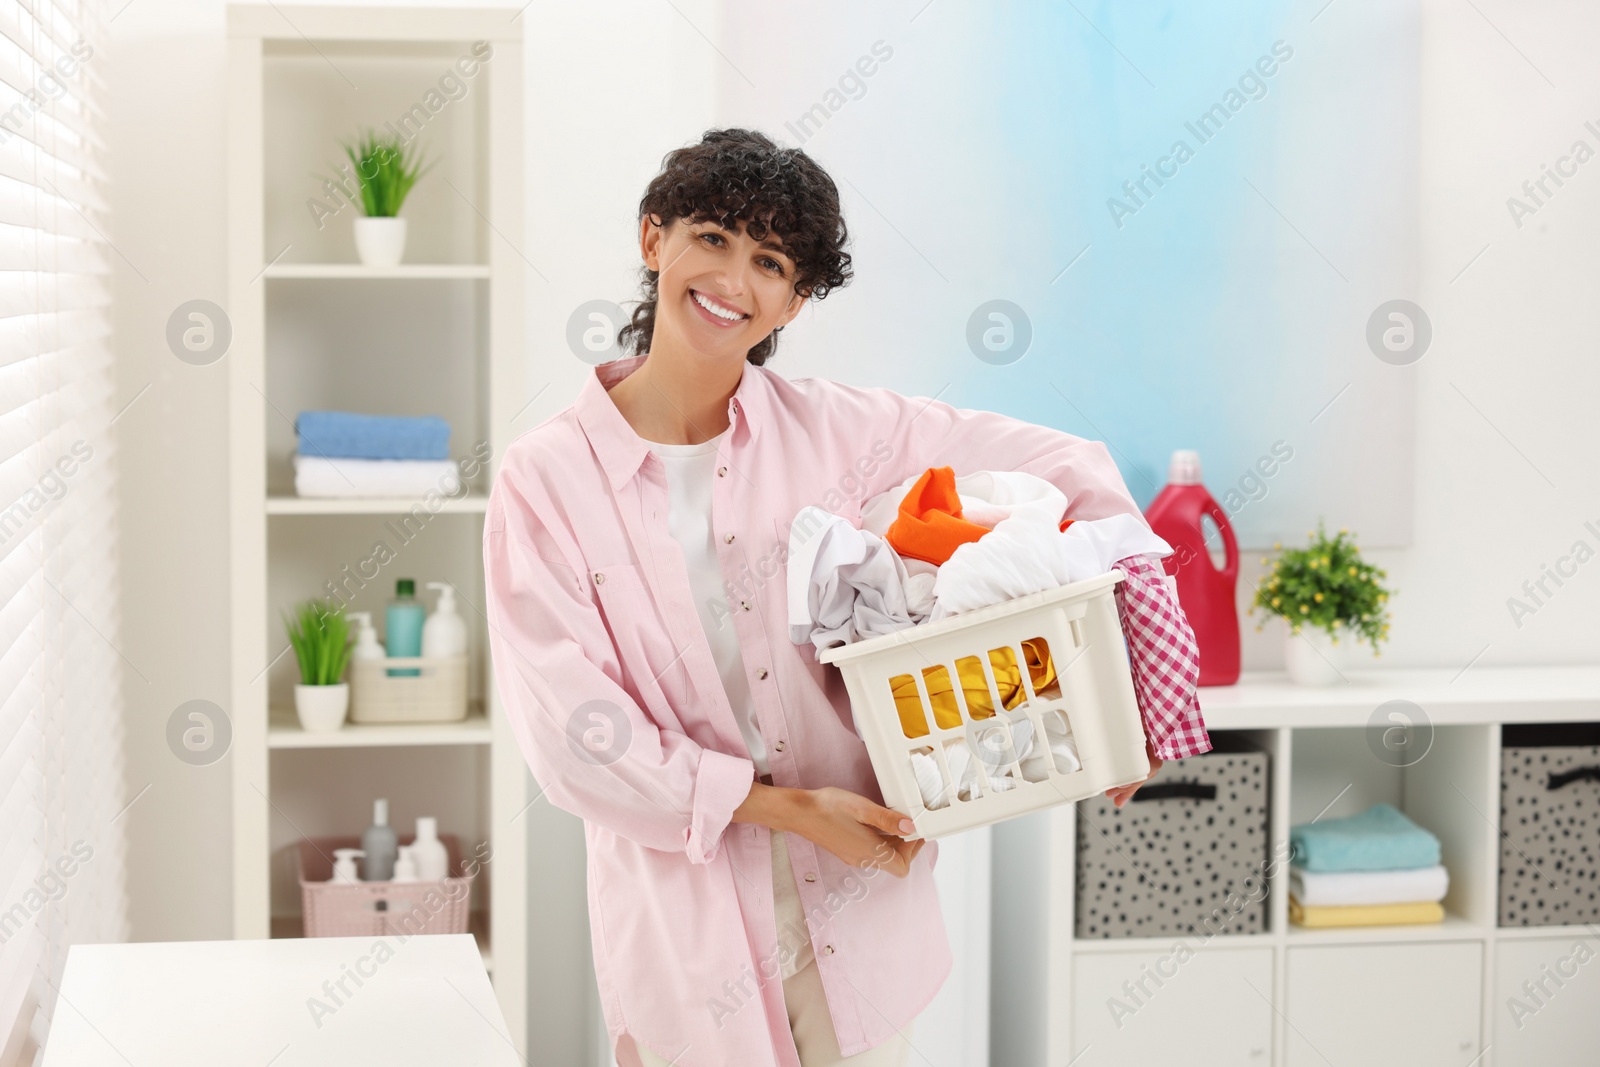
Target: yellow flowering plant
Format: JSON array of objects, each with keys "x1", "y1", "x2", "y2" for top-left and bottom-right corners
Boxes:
[{"x1": 1251, "y1": 523, "x2": 1393, "y2": 652}]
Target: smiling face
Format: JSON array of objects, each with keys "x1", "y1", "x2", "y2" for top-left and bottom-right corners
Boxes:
[{"x1": 639, "y1": 213, "x2": 809, "y2": 364}]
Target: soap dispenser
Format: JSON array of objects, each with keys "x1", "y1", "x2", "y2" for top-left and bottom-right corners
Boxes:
[
  {"x1": 331, "y1": 848, "x2": 364, "y2": 885},
  {"x1": 421, "y1": 582, "x2": 467, "y2": 658},
  {"x1": 348, "y1": 612, "x2": 384, "y2": 661},
  {"x1": 412, "y1": 816, "x2": 449, "y2": 881},
  {"x1": 362, "y1": 798, "x2": 398, "y2": 881}
]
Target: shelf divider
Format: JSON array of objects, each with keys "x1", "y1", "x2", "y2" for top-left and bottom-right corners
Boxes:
[{"x1": 263, "y1": 263, "x2": 490, "y2": 280}]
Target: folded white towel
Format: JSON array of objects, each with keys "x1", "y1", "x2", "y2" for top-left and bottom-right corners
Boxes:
[
  {"x1": 293, "y1": 452, "x2": 462, "y2": 499},
  {"x1": 1288, "y1": 864, "x2": 1450, "y2": 907}
]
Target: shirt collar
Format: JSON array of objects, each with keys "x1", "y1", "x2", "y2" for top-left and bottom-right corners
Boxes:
[{"x1": 575, "y1": 352, "x2": 769, "y2": 491}]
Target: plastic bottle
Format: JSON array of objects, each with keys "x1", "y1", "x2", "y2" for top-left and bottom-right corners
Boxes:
[
  {"x1": 392, "y1": 846, "x2": 420, "y2": 883},
  {"x1": 386, "y1": 578, "x2": 425, "y2": 677},
  {"x1": 361, "y1": 798, "x2": 398, "y2": 881},
  {"x1": 421, "y1": 582, "x2": 467, "y2": 658},
  {"x1": 348, "y1": 612, "x2": 384, "y2": 661},
  {"x1": 412, "y1": 816, "x2": 449, "y2": 881},
  {"x1": 331, "y1": 848, "x2": 364, "y2": 885},
  {"x1": 1143, "y1": 450, "x2": 1240, "y2": 686}
]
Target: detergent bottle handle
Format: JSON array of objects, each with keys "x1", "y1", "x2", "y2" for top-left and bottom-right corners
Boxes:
[{"x1": 1203, "y1": 499, "x2": 1239, "y2": 583}]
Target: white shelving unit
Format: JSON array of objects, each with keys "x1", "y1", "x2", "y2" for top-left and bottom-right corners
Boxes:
[
  {"x1": 993, "y1": 667, "x2": 1600, "y2": 1067},
  {"x1": 226, "y1": 5, "x2": 527, "y2": 1055}
]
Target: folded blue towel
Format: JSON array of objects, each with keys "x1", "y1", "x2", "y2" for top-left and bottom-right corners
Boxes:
[
  {"x1": 295, "y1": 410, "x2": 450, "y2": 461},
  {"x1": 1289, "y1": 803, "x2": 1441, "y2": 872}
]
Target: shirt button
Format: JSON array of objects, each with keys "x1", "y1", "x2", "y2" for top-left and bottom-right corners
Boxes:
[
  {"x1": 717, "y1": 466, "x2": 728, "y2": 477},
  {"x1": 724, "y1": 533, "x2": 736, "y2": 543},
  {"x1": 740, "y1": 601, "x2": 751, "y2": 611},
  {"x1": 804, "y1": 873, "x2": 816, "y2": 883},
  {"x1": 774, "y1": 740, "x2": 785, "y2": 752},
  {"x1": 822, "y1": 945, "x2": 835, "y2": 955},
  {"x1": 593, "y1": 572, "x2": 605, "y2": 585},
  {"x1": 755, "y1": 668, "x2": 768, "y2": 680}
]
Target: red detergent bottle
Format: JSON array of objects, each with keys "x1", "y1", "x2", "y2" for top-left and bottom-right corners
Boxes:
[{"x1": 1144, "y1": 450, "x2": 1240, "y2": 686}]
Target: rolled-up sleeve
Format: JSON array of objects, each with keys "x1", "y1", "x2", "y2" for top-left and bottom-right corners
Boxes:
[{"x1": 483, "y1": 481, "x2": 755, "y2": 864}]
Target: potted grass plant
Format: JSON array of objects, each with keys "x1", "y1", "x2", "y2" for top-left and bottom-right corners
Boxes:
[
  {"x1": 284, "y1": 600, "x2": 356, "y2": 732},
  {"x1": 1250, "y1": 523, "x2": 1394, "y2": 686},
  {"x1": 343, "y1": 129, "x2": 431, "y2": 267}
]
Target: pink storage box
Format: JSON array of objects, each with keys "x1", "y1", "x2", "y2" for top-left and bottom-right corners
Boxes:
[{"x1": 297, "y1": 834, "x2": 474, "y2": 938}]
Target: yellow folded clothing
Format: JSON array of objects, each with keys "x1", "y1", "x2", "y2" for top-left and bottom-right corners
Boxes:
[
  {"x1": 891, "y1": 638, "x2": 1056, "y2": 737},
  {"x1": 1289, "y1": 897, "x2": 1445, "y2": 929}
]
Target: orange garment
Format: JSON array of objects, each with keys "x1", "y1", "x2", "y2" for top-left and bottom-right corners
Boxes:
[
  {"x1": 885, "y1": 467, "x2": 991, "y2": 565},
  {"x1": 891, "y1": 638, "x2": 1057, "y2": 738}
]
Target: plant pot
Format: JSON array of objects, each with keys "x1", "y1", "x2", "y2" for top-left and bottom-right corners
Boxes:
[
  {"x1": 354, "y1": 216, "x2": 407, "y2": 267},
  {"x1": 1284, "y1": 625, "x2": 1348, "y2": 687},
  {"x1": 296, "y1": 682, "x2": 350, "y2": 732}
]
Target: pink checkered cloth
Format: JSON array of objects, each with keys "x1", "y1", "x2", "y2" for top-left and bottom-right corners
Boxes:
[{"x1": 1112, "y1": 554, "x2": 1211, "y2": 760}]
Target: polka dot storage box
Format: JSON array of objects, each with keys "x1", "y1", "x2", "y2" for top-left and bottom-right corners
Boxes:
[
  {"x1": 1074, "y1": 742, "x2": 1270, "y2": 939},
  {"x1": 1500, "y1": 723, "x2": 1600, "y2": 927},
  {"x1": 817, "y1": 571, "x2": 1150, "y2": 840}
]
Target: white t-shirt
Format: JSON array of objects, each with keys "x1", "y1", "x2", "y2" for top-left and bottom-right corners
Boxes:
[{"x1": 647, "y1": 431, "x2": 770, "y2": 778}]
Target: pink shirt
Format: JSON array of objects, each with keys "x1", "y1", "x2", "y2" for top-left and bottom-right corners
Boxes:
[{"x1": 482, "y1": 353, "x2": 1149, "y2": 1067}]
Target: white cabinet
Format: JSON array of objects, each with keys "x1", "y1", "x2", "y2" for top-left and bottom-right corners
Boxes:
[
  {"x1": 1492, "y1": 937, "x2": 1600, "y2": 1066},
  {"x1": 1072, "y1": 947, "x2": 1274, "y2": 1067},
  {"x1": 1285, "y1": 943, "x2": 1482, "y2": 1066}
]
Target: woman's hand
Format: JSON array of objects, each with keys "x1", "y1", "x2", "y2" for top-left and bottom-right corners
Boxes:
[
  {"x1": 1104, "y1": 736, "x2": 1164, "y2": 808},
  {"x1": 785, "y1": 786, "x2": 925, "y2": 877}
]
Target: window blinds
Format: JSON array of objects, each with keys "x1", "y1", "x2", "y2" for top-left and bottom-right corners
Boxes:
[{"x1": 0, "y1": 1, "x2": 127, "y2": 1063}]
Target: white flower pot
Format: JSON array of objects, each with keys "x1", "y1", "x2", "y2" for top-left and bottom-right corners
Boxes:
[
  {"x1": 1284, "y1": 625, "x2": 1348, "y2": 687},
  {"x1": 354, "y1": 216, "x2": 407, "y2": 267},
  {"x1": 296, "y1": 682, "x2": 350, "y2": 732}
]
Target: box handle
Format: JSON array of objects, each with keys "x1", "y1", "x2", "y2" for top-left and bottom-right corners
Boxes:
[
  {"x1": 1130, "y1": 781, "x2": 1216, "y2": 802},
  {"x1": 1547, "y1": 765, "x2": 1600, "y2": 790}
]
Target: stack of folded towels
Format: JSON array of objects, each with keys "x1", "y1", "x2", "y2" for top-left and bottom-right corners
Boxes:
[
  {"x1": 293, "y1": 411, "x2": 460, "y2": 499},
  {"x1": 1288, "y1": 803, "x2": 1449, "y2": 928}
]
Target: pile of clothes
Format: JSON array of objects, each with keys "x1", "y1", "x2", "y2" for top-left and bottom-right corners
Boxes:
[
  {"x1": 786, "y1": 467, "x2": 1171, "y2": 649},
  {"x1": 786, "y1": 466, "x2": 1206, "y2": 809},
  {"x1": 1289, "y1": 804, "x2": 1449, "y2": 928}
]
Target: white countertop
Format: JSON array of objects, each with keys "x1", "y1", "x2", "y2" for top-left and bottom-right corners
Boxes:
[
  {"x1": 42, "y1": 934, "x2": 521, "y2": 1066},
  {"x1": 1199, "y1": 666, "x2": 1600, "y2": 729}
]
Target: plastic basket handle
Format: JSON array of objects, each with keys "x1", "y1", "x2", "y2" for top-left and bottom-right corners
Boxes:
[
  {"x1": 1202, "y1": 500, "x2": 1239, "y2": 583},
  {"x1": 1547, "y1": 765, "x2": 1600, "y2": 790},
  {"x1": 1129, "y1": 781, "x2": 1217, "y2": 802}
]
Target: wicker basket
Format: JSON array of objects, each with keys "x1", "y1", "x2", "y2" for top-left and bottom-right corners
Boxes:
[
  {"x1": 297, "y1": 834, "x2": 474, "y2": 937},
  {"x1": 349, "y1": 653, "x2": 468, "y2": 723}
]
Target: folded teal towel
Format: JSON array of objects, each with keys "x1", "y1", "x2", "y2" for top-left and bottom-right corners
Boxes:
[{"x1": 1289, "y1": 803, "x2": 1440, "y2": 872}]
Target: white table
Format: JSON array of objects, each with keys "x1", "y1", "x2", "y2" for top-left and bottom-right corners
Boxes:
[{"x1": 42, "y1": 933, "x2": 522, "y2": 1066}]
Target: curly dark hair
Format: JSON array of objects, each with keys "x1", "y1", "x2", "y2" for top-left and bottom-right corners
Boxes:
[{"x1": 618, "y1": 128, "x2": 853, "y2": 367}]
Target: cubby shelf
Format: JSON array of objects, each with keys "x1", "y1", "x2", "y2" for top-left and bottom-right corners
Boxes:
[
  {"x1": 262, "y1": 263, "x2": 491, "y2": 280},
  {"x1": 227, "y1": 4, "x2": 526, "y2": 1057},
  {"x1": 267, "y1": 703, "x2": 492, "y2": 748},
  {"x1": 1281, "y1": 913, "x2": 1484, "y2": 946},
  {"x1": 993, "y1": 666, "x2": 1600, "y2": 1067}
]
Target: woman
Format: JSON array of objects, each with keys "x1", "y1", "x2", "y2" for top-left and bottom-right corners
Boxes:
[{"x1": 483, "y1": 128, "x2": 1207, "y2": 1067}]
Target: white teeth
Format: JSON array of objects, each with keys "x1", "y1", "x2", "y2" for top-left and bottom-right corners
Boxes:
[{"x1": 693, "y1": 290, "x2": 745, "y2": 322}]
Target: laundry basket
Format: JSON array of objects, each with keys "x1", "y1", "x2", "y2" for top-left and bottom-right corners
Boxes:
[{"x1": 818, "y1": 570, "x2": 1148, "y2": 840}]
